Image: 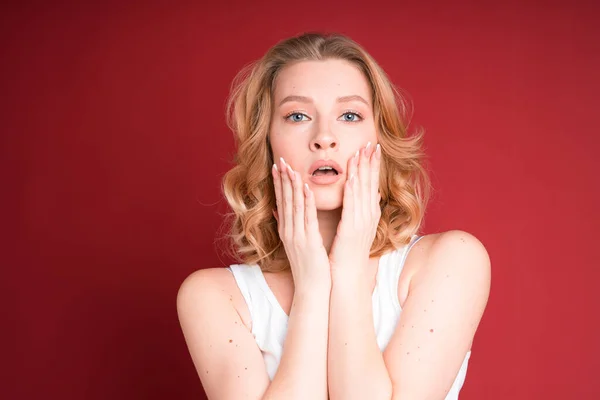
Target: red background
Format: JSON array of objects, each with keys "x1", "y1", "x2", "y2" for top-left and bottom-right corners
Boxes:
[{"x1": 3, "y1": 1, "x2": 599, "y2": 399}]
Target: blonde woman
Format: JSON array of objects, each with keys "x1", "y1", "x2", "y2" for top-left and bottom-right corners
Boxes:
[{"x1": 177, "y1": 32, "x2": 491, "y2": 400}]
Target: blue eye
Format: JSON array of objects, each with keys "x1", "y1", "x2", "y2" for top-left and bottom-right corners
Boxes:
[
  {"x1": 341, "y1": 112, "x2": 362, "y2": 122},
  {"x1": 285, "y1": 112, "x2": 309, "y2": 122}
]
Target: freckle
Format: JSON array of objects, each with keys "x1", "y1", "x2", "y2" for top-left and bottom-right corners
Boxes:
[
  {"x1": 446, "y1": 275, "x2": 450, "y2": 278},
  {"x1": 418, "y1": 346, "x2": 420, "y2": 349},
  {"x1": 431, "y1": 300, "x2": 434, "y2": 302},
  {"x1": 237, "y1": 375, "x2": 240, "y2": 378},
  {"x1": 229, "y1": 339, "x2": 233, "y2": 343},
  {"x1": 206, "y1": 370, "x2": 209, "y2": 374},
  {"x1": 411, "y1": 325, "x2": 414, "y2": 328},
  {"x1": 345, "y1": 342, "x2": 347, "y2": 345},
  {"x1": 430, "y1": 329, "x2": 434, "y2": 333},
  {"x1": 245, "y1": 367, "x2": 248, "y2": 370},
  {"x1": 424, "y1": 309, "x2": 427, "y2": 312},
  {"x1": 407, "y1": 352, "x2": 410, "y2": 355}
]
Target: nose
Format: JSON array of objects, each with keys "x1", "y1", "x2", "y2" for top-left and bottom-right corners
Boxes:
[{"x1": 310, "y1": 131, "x2": 338, "y2": 151}]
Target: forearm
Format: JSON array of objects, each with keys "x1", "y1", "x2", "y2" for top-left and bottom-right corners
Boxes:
[
  {"x1": 262, "y1": 283, "x2": 330, "y2": 400},
  {"x1": 327, "y1": 276, "x2": 392, "y2": 400}
]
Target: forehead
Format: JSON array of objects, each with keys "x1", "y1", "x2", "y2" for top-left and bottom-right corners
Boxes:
[{"x1": 272, "y1": 59, "x2": 372, "y2": 103}]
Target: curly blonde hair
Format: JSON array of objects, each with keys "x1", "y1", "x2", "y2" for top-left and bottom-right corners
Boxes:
[{"x1": 220, "y1": 32, "x2": 430, "y2": 272}]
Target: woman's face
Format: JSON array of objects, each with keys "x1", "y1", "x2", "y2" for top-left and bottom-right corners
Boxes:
[{"x1": 269, "y1": 59, "x2": 378, "y2": 210}]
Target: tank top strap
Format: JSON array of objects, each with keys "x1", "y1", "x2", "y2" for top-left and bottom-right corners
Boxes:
[
  {"x1": 377, "y1": 234, "x2": 425, "y2": 310},
  {"x1": 227, "y1": 264, "x2": 288, "y2": 379},
  {"x1": 227, "y1": 264, "x2": 265, "y2": 334}
]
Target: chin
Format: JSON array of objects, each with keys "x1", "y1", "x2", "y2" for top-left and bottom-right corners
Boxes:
[
  {"x1": 315, "y1": 201, "x2": 342, "y2": 211},
  {"x1": 313, "y1": 187, "x2": 344, "y2": 210}
]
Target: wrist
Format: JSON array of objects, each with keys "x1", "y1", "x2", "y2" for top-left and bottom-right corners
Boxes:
[
  {"x1": 330, "y1": 261, "x2": 369, "y2": 285},
  {"x1": 331, "y1": 270, "x2": 371, "y2": 294},
  {"x1": 294, "y1": 274, "x2": 332, "y2": 295}
]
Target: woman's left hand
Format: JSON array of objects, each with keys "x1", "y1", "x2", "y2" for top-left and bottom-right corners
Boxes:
[{"x1": 329, "y1": 141, "x2": 382, "y2": 282}]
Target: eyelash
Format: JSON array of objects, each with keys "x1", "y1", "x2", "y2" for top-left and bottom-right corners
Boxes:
[{"x1": 284, "y1": 110, "x2": 364, "y2": 123}]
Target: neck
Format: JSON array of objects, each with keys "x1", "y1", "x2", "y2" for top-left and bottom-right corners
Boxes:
[{"x1": 316, "y1": 208, "x2": 342, "y2": 254}]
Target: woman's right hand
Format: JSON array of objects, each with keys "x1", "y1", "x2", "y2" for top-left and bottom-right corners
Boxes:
[{"x1": 272, "y1": 157, "x2": 331, "y2": 291}]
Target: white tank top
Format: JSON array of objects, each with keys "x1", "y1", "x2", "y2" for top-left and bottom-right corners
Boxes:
[{"x1": 227, "y1": 235, "x2": 471, "y2": 399}]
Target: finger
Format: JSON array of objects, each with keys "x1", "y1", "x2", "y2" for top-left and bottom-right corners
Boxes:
[
  {"x1": 304, "y1": 183, "x2": 319, "y2": 237},
  {"x1": 342, "y1": 173, "x2": 355, "y2": 233},
  {"x1": 347, "y1": 149, "x2": 359, "y2": 186},
  {"x1": 289, "y1": 166, "x2": 305, "y2": 241},
  {"x1": 359, "y1": 142, "x2": 372, "y2": 220},
  {"x1": 370, "y1": 143, "x2": 381, "y2": 214},
  {"x1": 272, "y1": 163, "x2": 284, "y2": 228},
  {"x1": 345, "y1": 151, "x2": 359, "y2": 226},
  {"x1": 280, "y1": 157, "x2": 293, "y2": 241}
]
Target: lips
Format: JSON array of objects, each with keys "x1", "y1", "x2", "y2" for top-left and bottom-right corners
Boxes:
[
  {"x1": 308, "y1": 159, "x2": 344, "y2": 176},
  {"x1": 307, "y1": 159, "x2": 344, "y2": 186},
  {"x1": 309, "y1": 173, "x2": 342, "y2": 185}
]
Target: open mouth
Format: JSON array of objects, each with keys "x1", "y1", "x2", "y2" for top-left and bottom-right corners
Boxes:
[{"x1": 312, "y1": 166, "x2": 339, "y2": 176}]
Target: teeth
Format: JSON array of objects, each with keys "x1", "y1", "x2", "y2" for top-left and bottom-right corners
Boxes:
[{"x1": 313, "y1": 166, "x2": 338, "y2": 176}]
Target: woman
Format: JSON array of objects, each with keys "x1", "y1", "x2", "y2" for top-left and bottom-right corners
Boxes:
[{"x1": 177, "y1": 32, "x2": 491, "y2": 400}]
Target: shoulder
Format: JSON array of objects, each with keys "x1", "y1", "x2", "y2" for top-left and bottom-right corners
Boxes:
[
  {"x1": 176, "y1": 268, "x2": 227, "y2": 320},
  {"x1": 176, "y1": 267, "x2": 271, "y2": 396},
  {"x1": 414, "y1": 230, "x2": 490, "y2": 267},
  {"x1": 177, "y1": 267, "x2": 232, "y2": 303},
  {"x1": 383, "y1": 231, "x2": 490, "y2": 397},
  {"x1": 177, "y1": 267, "x2": 252, "y2": 330},
  {"x1": 405, "y1": 230, "x2": 491, "y2": 299}
]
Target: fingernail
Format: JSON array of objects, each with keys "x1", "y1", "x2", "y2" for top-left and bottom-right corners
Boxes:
[
  {"x1": 355, "y1": 150, "x2": 359, "y2": 159},
  {"x1": 366, "y1": 141, "x2": 371, "y2": 150},
  {"x1": 273, "y1": 163, "x2": 278, "y2": 171},
  {"x1": 376, "y1": 143, "x2": 381, "y2": 159}
]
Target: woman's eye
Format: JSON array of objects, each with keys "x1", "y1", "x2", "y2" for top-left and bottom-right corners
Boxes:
[
  {"x1": 341, "y1": 112, "x2": 362, "y2": 122},
  {"x1": 285, "y1": 112, "x2": 309, "y2": 122}
]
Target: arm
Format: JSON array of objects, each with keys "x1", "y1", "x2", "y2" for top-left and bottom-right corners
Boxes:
[
  {"x1": 177, "y1": 268, "x2": 331, "y2": 400},
  {"x1": 328, "y1": 231, "x2": 491, "y2": 400},
  {"x1": 383, "y1": 231, "x2": 490, "y2": 399},
  {"x1": 327, "y1": 142, "x2": 392, "y2": 399},
  {"x1": 264, "y1": 280, "x2": 331, "y2": 399},
  {"x1": 328, "y1": 272, "x2": 393, "y2": 400}
]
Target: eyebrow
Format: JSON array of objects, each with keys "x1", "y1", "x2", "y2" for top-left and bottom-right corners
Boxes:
[{"x1": 278, "y1": 94, "x2": 370, "y2": 107}]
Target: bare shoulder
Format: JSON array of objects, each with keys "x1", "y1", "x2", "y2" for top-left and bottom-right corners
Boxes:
[
  {"x1": 383, "y1": 230, "x2": 491, "y2": 398},
  {"x1": 177, "y1": 268, "x2": 269, "y2": 398},
  {"x1": 177, "y1": 267, "x2": 253, "y2": 331},
  {"x1": 178, "y1": 266, "x2": 236, "y2": 293},
  {"x1": 177, "y1": 267, "x2": 235, "y2": 301},
  {"x1": 406, "y1": 230, "x2": 491, "y2": 296}
]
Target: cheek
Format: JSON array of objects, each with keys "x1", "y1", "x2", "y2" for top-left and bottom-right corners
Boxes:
[
  {"x1": 365, "y1": 125, "x2": 378, "y2": 141},
  {"x1": 269, "y1": 134, "x2": 301, "y2": 163}
]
